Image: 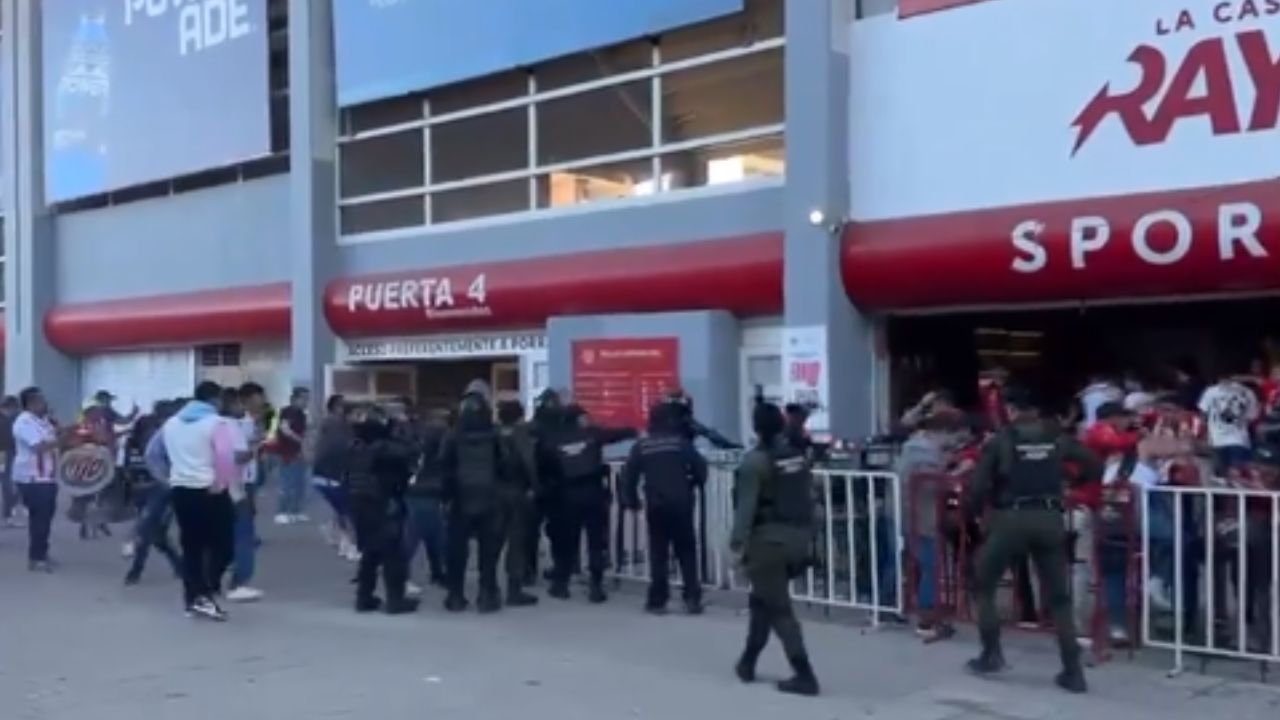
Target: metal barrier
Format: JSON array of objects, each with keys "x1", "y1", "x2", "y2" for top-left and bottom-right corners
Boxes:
[
  {"x1": 605, "y1": 460, "x2": 904, "y2": 621},
  {"x1": 1139, "y1": 484, "x2": 1280, "y2": 675}
]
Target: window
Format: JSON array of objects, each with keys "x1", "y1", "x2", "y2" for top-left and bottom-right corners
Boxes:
[
  {"x1": 198, "y1": 343, "x2": 243, "y2": 368},
  {"x1": 337, "y1": 0, "x2": 785, "y2": 233},
  {"x1": 857, "y1": 0, "x2": 898, "y2": 17}
]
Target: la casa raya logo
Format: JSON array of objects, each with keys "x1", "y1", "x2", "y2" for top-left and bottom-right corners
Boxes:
[{"x1": 1071, "y1": 1, "x2": 1280, "y2": 156}]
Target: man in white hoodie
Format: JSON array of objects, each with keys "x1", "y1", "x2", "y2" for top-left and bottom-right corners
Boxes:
[{"x1": 162, "y1": 381, "x2": 238, "y2": 621}]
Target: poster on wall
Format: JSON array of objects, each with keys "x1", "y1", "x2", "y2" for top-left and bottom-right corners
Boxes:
[
  {"x1": 783, "y1": 326, "x2": 830, "y2": 433},
  {"x1": 571, "y1": 337, "x2": 680, "y2": 429},
  {"x1": 42, "y1": 0, "x2": 271, "y2": 202}
]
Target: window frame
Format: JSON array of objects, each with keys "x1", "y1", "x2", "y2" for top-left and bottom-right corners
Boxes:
[{"x1": 336, "y1": 34, "x2": 785, "y2": 236}]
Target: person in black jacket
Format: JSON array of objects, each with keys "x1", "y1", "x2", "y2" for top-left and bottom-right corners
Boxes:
[
  {"x1": 663, "y1": 389, "x2": 742, "y2": 450},
  {"x1": 529, "y1": 389, "x2": 565, "y2": 582},
  {"x1": 497, "y1": 400, "x2": 541, "y2": 606},
  {"x1": 404, "y1": 407, "x2": 451, "y2": 588},
  {"x1": 539, "y1": 404, "x2": 637, "y2": 603},
  {"x1": 439, "y1": 386, "x2": 507, "y2": 613},
  {"x1": 347, "y1": 413, "x2": 419, "y2": 615},
  {"x1": 622, "y1": 402, "x2": 708, "y2": 615}
]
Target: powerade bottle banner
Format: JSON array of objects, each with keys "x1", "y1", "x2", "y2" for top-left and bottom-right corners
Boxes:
[{"x1": 48, "y1": 12, "x2": 112, "y2": 201}]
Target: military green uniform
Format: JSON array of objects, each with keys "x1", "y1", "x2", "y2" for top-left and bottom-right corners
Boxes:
[
  {"x1": 966, "y1": 418, "x2": 1102, "y2": 689},
  {"x1": 731, "y1": 438, "x2": 819, "y2": 696}
]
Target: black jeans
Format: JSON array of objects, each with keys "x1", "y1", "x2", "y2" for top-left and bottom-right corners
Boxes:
[
  {"x1": 17, "y1": 483, "x2": 57, "y2": 562},
  {"x1": 171, "y1": 487, "x2": 235, "y2": 607},
  {"x1": 646, "y1": 504, "x2": 700, "y2": 607},
  {"x1": 128, "y1": 485, "x2": 181, "y2": 579},
  {"x1": 447, "y1": 508, "x2": 504, "y2": 598},
  {"x1": 552, "y1": 485, "x2": 608, "y2": 586}
]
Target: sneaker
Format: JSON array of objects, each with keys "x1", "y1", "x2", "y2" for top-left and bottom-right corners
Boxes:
[
  {"x1": 226, "y1": 586, "x2": 264, "y2": 603},
  {"x1": 189, "y1": 596, "x2": 228, "y2": 622},
  {"x1": 406, "y1": 582, "x2": 423, "y2": 597},
  {"x1": 121, "y1": 541, "x2": 136, "y2": 559},
  {"x1": 273, "y1": 514, "x2": 292, "y2": 526},
  {"x1": 28, "y1": 560, "x2": 54, "y2": 573},
  {"x1": 292, "y1": 514, "x2": 310, "y2": 523}
]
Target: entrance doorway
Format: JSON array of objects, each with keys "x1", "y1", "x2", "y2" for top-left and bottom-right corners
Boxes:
[{"x1": 326, "y1": 356, "x2": 541, "y2": 415}]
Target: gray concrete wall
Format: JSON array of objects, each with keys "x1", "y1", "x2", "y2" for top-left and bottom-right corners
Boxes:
[
  {"x1": 339, "y1": 184, "x2": 782, "y2": 274},
  {"x1": 54, "y1": 176, "x2": 292, "y2": 303},
  {"x1": 547, "y1": 310, "x2": 741, "y2": 453}
]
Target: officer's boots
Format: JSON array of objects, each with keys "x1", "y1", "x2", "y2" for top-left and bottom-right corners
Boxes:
[
  {"x1": 384, "y1": 581, "x2": 420, "y2": 615},
  {"x1": 588, "y1": 578, "x2": 608, "y2": 604},
  {"x1": 507, "y1": 581, "x2": 539, "y2": 607},
  {"x1": 777, "y1": 656, "x2": 820, "y2": 697},
  {"x1": 966, "y1": 646, "x2": 1008, "y2": 675},
  {"x1": 1056, "y1": 651, "x2": 1088, "y2": 694},
  {"x1": 477, "y1": 588, "x2": 503, "y2": 614}
]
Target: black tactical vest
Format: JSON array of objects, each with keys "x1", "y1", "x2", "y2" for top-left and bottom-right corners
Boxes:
[
  {"x1": 556, "y1": 430, "x2": 602, "y2": 481},
  {"x1": 346, "y1": 440, "x2": 381, "y2": 500},
  {"x1": 756, "y1": 446, "x2": 814, "y2": 529},
  {"x1": 997, "y1": 426, "x2": 1065, "y2": 502},
  {"x1": 455, "y1": 431, "x2": 500, "y2": 495}
]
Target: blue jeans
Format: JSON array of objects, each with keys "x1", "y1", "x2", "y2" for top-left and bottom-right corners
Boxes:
[
  {"x1": 231, "y1": 485, "x2": 258, "y2": 588},
  {"x1": 128, "y1": 485, "x2": 180, "y2": 578},
  {"x1": 1213, "y1": 445, "x2": 1252, "y2": 475},
  {"x1": 314, "y1": 481, "x2": 350, "y2": 524},
  {"x1": 276, "y1": 459, "x2": 309, "y2": 515},
  {"x1": 404, "y1": 495, "x2": 447, "y2": 582},
  {"x1": 914, "y1": 536, "x2": 937, "y2": 612}
]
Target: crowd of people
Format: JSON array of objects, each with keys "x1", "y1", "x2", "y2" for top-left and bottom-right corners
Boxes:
[
  {"x1": 894, "y1": 359, "x2": 1280, "y2": 670},
  {"x1": 0, "y1": 377, "x2": 824, "y2": 697}
]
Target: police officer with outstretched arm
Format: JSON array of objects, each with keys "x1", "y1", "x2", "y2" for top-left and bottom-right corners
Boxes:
[
  {"x1": 540, "y1": 403, "x2": 637, "y2": 603},
  {"x1": 965, "y1": 385, "x2": 1101, "y2": 693},
  {"x1": 621, "y1": 401, "x2": 708, "y2": 615},
  {"x1": 347, "y1": 410, "x2": 419, "y2": 615},
  {"x1": 730, "y1": 402, "x2": 820, "y2": 697}
]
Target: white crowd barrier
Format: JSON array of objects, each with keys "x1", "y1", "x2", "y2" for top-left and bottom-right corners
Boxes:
[
  {"x1": 1139, "y1": 484, "x2": 1280, "y2": 674},
  {"x1": 605, "y1": 460, "x2": 905, "y2": 621}
]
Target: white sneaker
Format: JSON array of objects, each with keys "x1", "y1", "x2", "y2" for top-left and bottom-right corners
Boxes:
[
  {"x1": 226, "y1": 586, "x2": 264, "y2": 603},
  {"x1": 338, "y1": 538, "x2": 360, "y2": 561},
  {"x1": 406, "y1": 582, "x2": 423, "y2": 597},
  {"x1": 292, "y1": 513, "x2": 311, "y2": 523},
  {"x1": 189, "y1": 596, "x2": 228, "y2": 622},
  {"x1": 121, "y1": 541, "x2": 136, "y2": 559},
  {"x1": 273, "y1": 514, "x2": 293, "y2": 526}
]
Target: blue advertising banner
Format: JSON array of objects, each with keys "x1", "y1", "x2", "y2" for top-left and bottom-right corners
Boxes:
[
  {"x1": 43, "y1": 0, "x2": 271, "y2": 202},
  {"x1": 335, "y1": 0, "x2": 744, "y2": 107}
]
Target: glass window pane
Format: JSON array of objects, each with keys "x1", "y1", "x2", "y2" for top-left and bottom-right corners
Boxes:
[
  {"x1": 430, "y1": 71, "x2": 528, "y2": 116},
  {"x1": 858, "y1": 0, "x2": 897, "y2": 18},
  {"x1": 661, "y1": 48, "x2": 783, "y2": 144},
  {"x1": 430, "y1": 108, "x2": 528, "y2": 183},
  {"x1": 659, "y1": 135, "x2": 784, "y2": 190},
  {"x1": 343, "y1": 95, "x2": 423, "y2": 134},
  {"x1": 658, "y1": 0, "x2": 783, "y2": 62},
  {"x1": 431, "y1": 180, "x2": 530, "y2": 224},
  {"x1": 535, "y1": 41, "x2": 652, "y2": 91},
  {"x1": 536, "y1": 81, "x2": 652, "y2": 165},
  {"x1": 340, "y1": 196, "x2": 426, "y2": 235},
  {"x1": 534, "y1": 157, "x2": 654, "y2": 210},
  {"x1": 747, "y1": 355, "x2": 782, "y2": 385},
  {"x1": 339, "y1": 130, "x2": 423, "y2": 198}
]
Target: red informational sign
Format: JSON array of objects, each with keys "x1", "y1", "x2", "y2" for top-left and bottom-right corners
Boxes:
[{"x1": 571, "y1": 337, "x2": 680, "y2": 429}]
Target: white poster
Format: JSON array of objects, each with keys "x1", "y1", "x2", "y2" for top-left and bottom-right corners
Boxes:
[{"x1": 782, "y1": 326, "x2": 830, "y2": 433}]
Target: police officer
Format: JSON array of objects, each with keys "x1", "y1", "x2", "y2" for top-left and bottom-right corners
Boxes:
[
  {"x1": 965, "y1": 386, "x2": 1101, "y2": 694},
  {"x1": 663, "y1": 389, "x2": 742, "y2": 450},
  {"x1": 730, "y1": 402, "x2": 820, "y2": 697},
  {"x1": 621, "y1": 401, "x2": 707, "y2": 615},
  {"x1": 439, "y1": 384, "x2": 507, "y2": 613},
  {"x1": 540, "y1": 404, "x2": 636, "y2": 603},
  {"x1": 528, "y1": 389, "x2": 565, "y2": 581},
  {"x1": 347, "y1": 411, "x2": 419, "y2": 615},
  {"x1": 496, "y1": 399, "x2": 541, "y2": 607}
]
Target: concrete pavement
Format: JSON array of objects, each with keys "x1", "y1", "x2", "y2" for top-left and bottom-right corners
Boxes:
[{"x1": 1, "y1": 517, "x2": 1277, "y2": 720}]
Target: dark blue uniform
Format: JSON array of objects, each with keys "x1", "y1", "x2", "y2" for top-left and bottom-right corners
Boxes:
[{"x1": 621, "y1": 419, "x2": 707, "y2": 613}]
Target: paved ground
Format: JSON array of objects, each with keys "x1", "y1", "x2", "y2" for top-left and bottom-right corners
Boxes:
[{"x1": 1, "y1": 517, "x2": 1278, "y2": 720}]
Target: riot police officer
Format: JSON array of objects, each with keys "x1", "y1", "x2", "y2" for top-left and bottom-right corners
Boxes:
[
  {"x1": 965, "y1": 386, "x2": 1101, "y2": 694},
  {"x1": 528, "y1": 389, "x2": 565, "y2": 581},
  {"x1": 621, "y1": 401, "x2": 707, "y2": 614},
  {"x1": 496, "y1": 399, "x2": 541, "y2": 606},
  {"x1": 540, "y1": 403, "x2": 636, "y2": 603},
  {"x1": 730, "y1": 402, "x2": 819, "y2": 697},
  {"x1": 663, "y1": 389, "x2": 742, "y2": 450},
  {"x1": 347, "y1": 413, "x2": 419, "y2": 615},
  {"x1": 439, "y1": 386, "x2": 507, "y2": 613}
]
